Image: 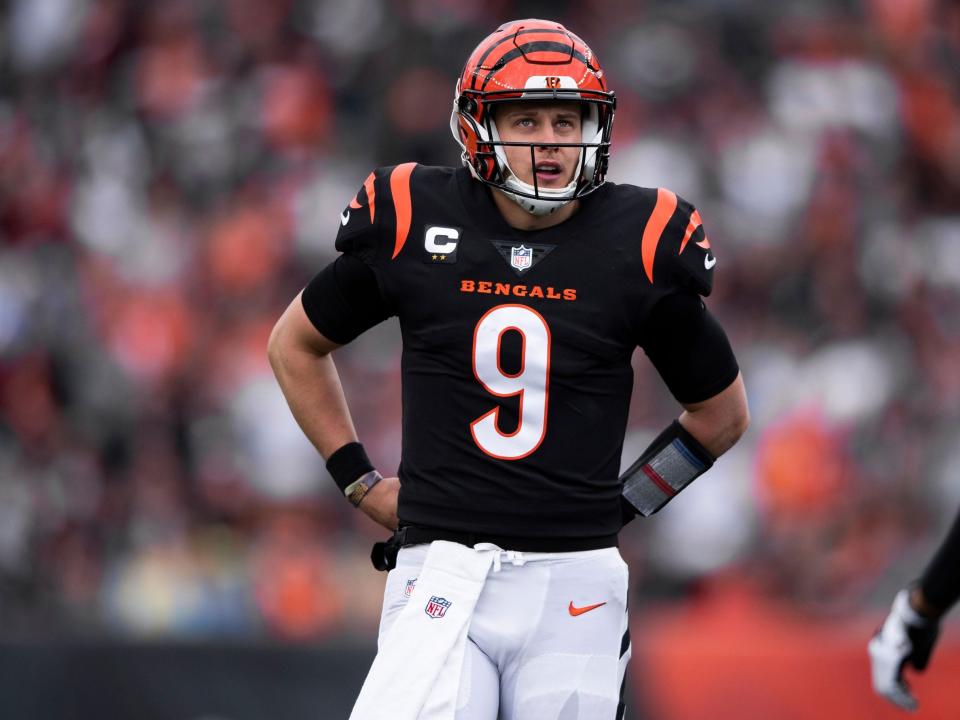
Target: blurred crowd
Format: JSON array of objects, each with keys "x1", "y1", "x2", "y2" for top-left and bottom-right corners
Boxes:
[{"x1": 1, "y1": 0, "x2": 959, "y2": 641}]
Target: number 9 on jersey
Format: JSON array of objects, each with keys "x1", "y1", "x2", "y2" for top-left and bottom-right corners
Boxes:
[{"x1": 470, "y1": 304, "x2": 551, "y2": 460}]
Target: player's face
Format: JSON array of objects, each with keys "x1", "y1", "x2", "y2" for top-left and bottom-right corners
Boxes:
[{"x1": 493, "y1": 101, "x2": 583, "y2": 189}]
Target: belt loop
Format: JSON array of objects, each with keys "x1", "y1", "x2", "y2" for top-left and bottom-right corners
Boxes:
[
  {"x1": 505, "y1": 550, "x2": 526, "y2": 567},
  {"x1": 473, "y1": 542, "x2": 503, "y2": 572}
]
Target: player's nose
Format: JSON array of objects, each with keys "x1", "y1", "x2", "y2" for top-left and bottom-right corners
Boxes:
[
  {"x1": 535, "y1": 125, "x2": 560, "y2": 149},
  {"x1": 536, "y1": 138, "x2": 560, "y2": 154}
]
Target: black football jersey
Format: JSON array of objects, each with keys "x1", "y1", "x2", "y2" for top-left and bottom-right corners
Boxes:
[{"x1": 303, "y1": 165, "x2": 738, "y2": 539}]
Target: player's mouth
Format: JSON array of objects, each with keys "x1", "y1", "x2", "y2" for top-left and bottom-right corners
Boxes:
[{"x1": 534, "y1": 160, "x2": 566, "y2": 186}]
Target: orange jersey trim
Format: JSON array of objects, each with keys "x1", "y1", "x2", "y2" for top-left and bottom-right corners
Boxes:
[
  {"x1": 459, "y1": 279, "x2": 576, "y2": 301},
  {"x1": 389, "y1": 163, "x2": 416, "y2": 259},
  {"x1": 641, "y1": 188, "x2": 678, "y2": 283},
  {"x1": 679, "y1": 209, "x2": 703, "y2": 254},
  {"x1": 362, "y1": 172, "x2": 376, "y2": 222}
]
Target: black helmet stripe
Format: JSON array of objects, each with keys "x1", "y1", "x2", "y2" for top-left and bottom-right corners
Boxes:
[
  {"x1": 479, "y1": 42, "x2": 594, "y2": 92},
  {"x1": 468, "y1": 28, "x2": 571, "y2": 90}
]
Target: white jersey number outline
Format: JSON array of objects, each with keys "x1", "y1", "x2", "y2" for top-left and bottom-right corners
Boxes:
[{"x1": 470, "y1": 304, "x2": 550, "y2": 460}]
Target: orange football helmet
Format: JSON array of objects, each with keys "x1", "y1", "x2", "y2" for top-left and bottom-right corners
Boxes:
[{"x1": 450, "y1": 19, "x2": 616, "y2": 216}]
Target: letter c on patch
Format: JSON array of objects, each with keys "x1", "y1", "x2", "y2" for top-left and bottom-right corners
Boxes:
[{"x1": 425, "y1": 226, "x2": 460, "y2": 253}]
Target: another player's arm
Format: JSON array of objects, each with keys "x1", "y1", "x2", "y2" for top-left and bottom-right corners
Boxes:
[
  {"x1": 267, "y1": 292, "x2": 399, "y2": 530},
  {"x1": 869, "y1": 509, "x2": 960, "y2": 710},
  {"x1": 914, "y1": 509, "x2": 960, "y2": 619}
]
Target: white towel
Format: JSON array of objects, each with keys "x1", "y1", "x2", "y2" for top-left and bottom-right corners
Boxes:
[{"x1": 349, "y1": 541, "x2": 497, "y2": 720}]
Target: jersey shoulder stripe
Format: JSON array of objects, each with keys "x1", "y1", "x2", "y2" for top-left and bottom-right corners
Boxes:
[
  {"x1": 336, "y1": 163, "x2": 423, "y2": 264},
  {"x1": 665, "y1": 195, "x2": 714, "y2": 296},
  {"x1": 640, "y1": 187, "x2": 678, "y2": 284},
  {"x1": 602, "y1": 181, "x2": 716, "y2": 296},
  {"x1": 345, "y1": 170, "x2": 376, "y2": 218},
  {"x1": 679, "y1": 208, "x2": 704, "y2": 254},
  {"x1": 389, "y1": 162, "x2": 417, "y2": 259},
  {"x1": 363, "y1": 171, "x2": 376, "y2": 221}
]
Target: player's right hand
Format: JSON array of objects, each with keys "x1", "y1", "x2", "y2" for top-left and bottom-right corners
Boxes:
[
  {"x1": 358, "y1": 475, "x2": 400, "y2": 531},
  {"x1": 868, "y1": 589, "x2": 941, "y2": 711}
]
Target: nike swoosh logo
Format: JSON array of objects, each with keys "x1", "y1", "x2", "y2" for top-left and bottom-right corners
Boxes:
[
  {"x1": 340, "y1": 210, "x2": 350, "y2": 226},
  {"x1": 704, "y1": 254, "x2": 717, "y2": 269},
  {"x1": 568, "y1": 601, "x2": 607, "y2": 617}
]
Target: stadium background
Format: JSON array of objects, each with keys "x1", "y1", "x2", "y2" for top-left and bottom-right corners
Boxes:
[{"x1": 1, "y1": 0, "x2": 959, "y2": 717}]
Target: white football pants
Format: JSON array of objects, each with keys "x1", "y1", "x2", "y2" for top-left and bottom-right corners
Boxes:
[{"x1": 377, "y1": 544, "x2": 631, "y2": 720}]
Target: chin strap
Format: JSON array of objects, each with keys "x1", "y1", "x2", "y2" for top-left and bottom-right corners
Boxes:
[
  {"x1": 496, "y1": 185, "x2": 573, "y2": 217},
  {"x1": 499, "y1": 176, "x2": 577, "y2": 216}
]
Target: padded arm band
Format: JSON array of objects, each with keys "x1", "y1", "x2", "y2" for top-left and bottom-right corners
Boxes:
[{"x1": 620, "y1": 420, "x2": 715, "y2": 519}]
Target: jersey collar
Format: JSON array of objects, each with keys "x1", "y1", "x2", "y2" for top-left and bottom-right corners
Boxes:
[{"x1": 455, "y1": 167, "x2": 607, "y2": 242}]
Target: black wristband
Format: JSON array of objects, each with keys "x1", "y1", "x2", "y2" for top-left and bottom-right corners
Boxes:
[{"x1": 326, "y1": 442, "x2": 375, "y2": 493}]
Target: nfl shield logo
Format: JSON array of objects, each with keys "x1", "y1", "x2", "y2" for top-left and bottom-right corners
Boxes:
[
  {"x1": 404, "y1": 578, "x2": 417, "y2": 598},
  {"x1": 510, "y1": 245, "x2": 533, "y2": 271},
  {"x1": 424, "y1": 595, "x2": 452, "y2": 619}
]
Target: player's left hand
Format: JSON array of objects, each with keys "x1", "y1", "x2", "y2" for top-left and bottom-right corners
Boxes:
[
  {"x1": 868, "y1": 589, "x2": 941, "y2": 711},
  {"x1": 358, "y1": 475, "x2": 400, "y2": 531}
]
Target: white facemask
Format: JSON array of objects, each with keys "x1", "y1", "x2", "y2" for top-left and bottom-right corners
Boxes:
[
  {"x1": 488, "y1": 103, "x2": 602, "y2": 216},
  {"x1": 449, "y1": 98, "x2": 605, "y2": 217}
]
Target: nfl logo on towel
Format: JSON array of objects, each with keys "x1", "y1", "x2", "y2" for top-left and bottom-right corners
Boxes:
[
  {"x1": 425, "y1": 596, "x2": 452, "y2": 619},
  {"x1": 510, "y1": 245, "x2": 533, "y2": 271}
]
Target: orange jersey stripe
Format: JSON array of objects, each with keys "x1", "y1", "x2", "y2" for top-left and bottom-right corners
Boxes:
[
  {"x1": 348, "y1": 197, "x2": 361, "y2": 209},
  {"x1": 390, "y1": 163, "x2": 417, "y2": 259},
  {"x1": 679, "y1": 209, "x2": 702, "y2": 254},
  {"x1": 641, "y1": 188, "x2": 678, "y2": 283},
  {"x1": 363, "y1": 172, "x2": 376, "y2": 223}
]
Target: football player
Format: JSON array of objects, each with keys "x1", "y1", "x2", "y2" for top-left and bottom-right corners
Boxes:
[
  {"x1": 269, "y1": 18, "x2": 749, "y2": 720},
  {"x1": 869, "y1": 510, "x2": 960, "y2": 711}
]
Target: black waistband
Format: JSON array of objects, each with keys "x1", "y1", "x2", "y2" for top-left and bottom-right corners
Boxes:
[
  {"x1": 371, "y1": 526, "x2": 618, "y2": 571},
  {"x1": 397, "y1": 525, "x2": 618, "y2": 552}
]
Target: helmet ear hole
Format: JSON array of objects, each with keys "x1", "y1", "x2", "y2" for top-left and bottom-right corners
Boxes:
[{"x1": 457, "y1": 96, "x2": 478, "y2": 116}]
